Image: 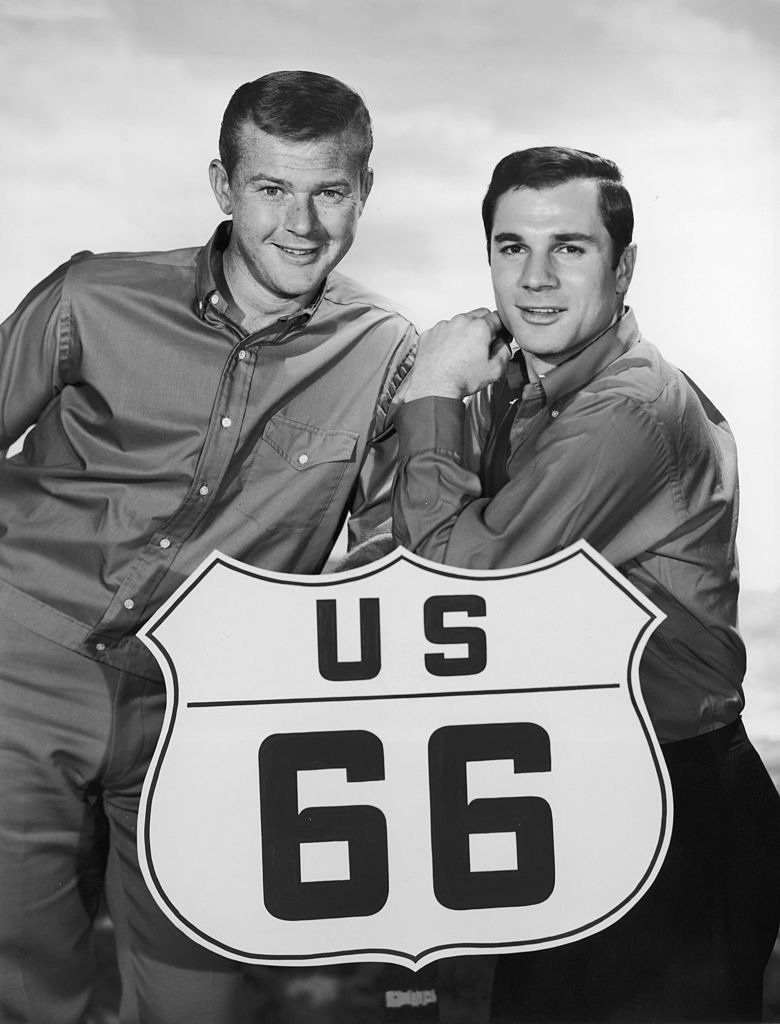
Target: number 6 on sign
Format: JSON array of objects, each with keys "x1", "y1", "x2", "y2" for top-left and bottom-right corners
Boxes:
[
  {"x1": 259, "y1": 730, "x2": 389, "y2": 920},
  {"x1": 429, "y1": 723, "x2": 554, "y2": 911},
  {"x1": 257, "y1": 722, "x2": 554, "y2": 922},
  {"x1": 138, "y1": 543, "x2": 672, "y2": 969}
]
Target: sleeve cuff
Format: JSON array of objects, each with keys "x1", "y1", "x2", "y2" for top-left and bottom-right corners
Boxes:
[{"x1": 396, "y1": 397, "x2": 465, "y2": 459}]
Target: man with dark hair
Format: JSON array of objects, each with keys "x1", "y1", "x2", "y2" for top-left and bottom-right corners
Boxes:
[
  {"x1": 0, "y1": 70, "x2": 415, "y2": 1023},
  {"x1": 391, "y1": 145, "x2": 780, "y2": 1020},
  {"x1": 480, "y1": 147, "x2": 633, "y2": 269}
]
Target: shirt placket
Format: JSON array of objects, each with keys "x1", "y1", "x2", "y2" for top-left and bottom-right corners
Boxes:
[
  {"x1": 504, "y1": 384, "x2": 547, "y2": 474},
  {"x1": 85, "y1": 322, "x2": 262, "y2": 655}
]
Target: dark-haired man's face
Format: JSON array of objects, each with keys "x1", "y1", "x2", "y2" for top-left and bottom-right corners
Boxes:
[
  {"x1": 490, "y1": 179, "x2": 635, "y2": 377},
  {"x1": 210, "y1": 125, "x2": 371, "y2": 306}
]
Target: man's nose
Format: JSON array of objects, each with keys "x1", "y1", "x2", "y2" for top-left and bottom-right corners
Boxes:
[
  {"x1": 520, "y1": 251, "x2": 557, "y2": 290},
  {"x1": 285, "y1": 194, "x2": 318, "y2": 236}
]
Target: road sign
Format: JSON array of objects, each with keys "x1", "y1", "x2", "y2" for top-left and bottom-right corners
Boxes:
[{"x1": 138, "y1": 541, "x2": 671, "y2": 970}]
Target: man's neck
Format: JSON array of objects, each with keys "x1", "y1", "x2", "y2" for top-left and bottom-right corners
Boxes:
[
  {"x1": 525, "y1": 305, "x2": 624, "y2": 382},
  {"x1": 221, "y1": 247, "x2": 316, "y2": 334}
]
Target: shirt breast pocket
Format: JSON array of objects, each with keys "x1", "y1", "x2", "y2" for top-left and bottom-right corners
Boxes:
[{"x1": 237, "y1": 412, "x2": 359, "y2": 531}]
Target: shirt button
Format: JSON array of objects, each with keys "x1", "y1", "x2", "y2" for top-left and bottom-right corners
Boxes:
[
  {"x1": 237, "y1": 350, "x2": 247, "y2": 360},
  {"x1": 221, "y1": 416, "x2": 232, "y2": 429},
  {"x1": 297, "y1": 453, "x2": 310, "y2": 465},
  {"x1": 199, "y1": 484, "x2": 210, "y2": 496},
  {"x1": 210, "y1": 293, "x2": 220, "y2": 305},
  {"x1": 551, "y1": 409, "x2": 560, "y2": 418},
  {"x1": 159, "y1": 537, "x2": 171, "y2": 549},
  {"x1": 95, "y1": 642, "x2": 106, "y2": 652},
  {"x1": 123, "y1": 598, "x2": 135, "y2": 610}
]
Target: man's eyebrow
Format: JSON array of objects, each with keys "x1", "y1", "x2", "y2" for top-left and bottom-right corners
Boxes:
[
  {"x1": 244, "y1": 172, "x2": 353, "y2": 189},
  {"x1": 551, "y1": 232, "x2": 599, "y2": 244},
  {"x1": 492, "y1": 231, "x2": 600, "y2": 244},
  {"x1": 245, "y1": 173, "x2": 290, "y2": 186}
]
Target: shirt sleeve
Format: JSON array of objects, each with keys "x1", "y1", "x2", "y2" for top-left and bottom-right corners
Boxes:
[
  {"x1": 346, "y1": 323, "x2": 417, "y2": 549},
  {"x1": 391, "y1": 391, "x2": 681, "y2": 570},
  {"x1": 0, "y1": 258, "x2": 75, "y2": 455}
]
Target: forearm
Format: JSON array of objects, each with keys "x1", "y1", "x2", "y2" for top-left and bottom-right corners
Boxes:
[
  {"x1": 393, "y1": 393, "x2": 676, "y2": 571},
  {"x1": 391, "y1": 397, "x2": 485, "y2": 564}
]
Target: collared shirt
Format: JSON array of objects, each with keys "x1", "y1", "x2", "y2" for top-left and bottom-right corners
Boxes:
[
  {"x1": 0, "y1": 222, "x2": 416, "y2": 679},
  {"x1": 392, "y1": 309, "x2": 744, "y2": 742}
]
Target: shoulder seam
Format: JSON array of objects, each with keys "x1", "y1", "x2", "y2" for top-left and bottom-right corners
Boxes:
[{"x1": 320, "y1": 290, "x2": 415, "y2": 328}]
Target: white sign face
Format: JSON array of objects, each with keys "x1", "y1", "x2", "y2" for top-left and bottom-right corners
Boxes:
[{"x1": 138, "y1": 542, "x2": 671, "y2": 971}]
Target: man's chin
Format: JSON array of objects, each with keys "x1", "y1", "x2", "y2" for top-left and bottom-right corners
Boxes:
[
  {"x1": 511, "y1": 327, "x2": 569, "y2": 357},
  {"x1": 270, "y1": 268, "x2": 327, "y2": 302},
  {"x1": 269, "y1": 257, "x2": 342, "y2": 300}
]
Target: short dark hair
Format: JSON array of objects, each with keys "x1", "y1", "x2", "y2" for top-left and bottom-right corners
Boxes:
[
  {"x1": 481, "y1": 146, "x2": 633, "y2": 269},
  {"x1": 219, "y1": 70, "x2": 373, "y2": 181}
]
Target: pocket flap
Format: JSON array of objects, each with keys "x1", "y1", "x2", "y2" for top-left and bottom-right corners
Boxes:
[{"x1": 262, "y1": 413, "x2": 358, "y2": 471}]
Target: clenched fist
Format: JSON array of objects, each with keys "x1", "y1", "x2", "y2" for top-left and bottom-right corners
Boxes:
[{"x1": 403, "y1": 308, "x2": 512, "y2": 402}]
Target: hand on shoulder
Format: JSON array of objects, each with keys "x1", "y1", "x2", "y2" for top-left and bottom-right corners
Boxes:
[{"x1": 403, "y1": 309, "x2": 512, "y2": 403}]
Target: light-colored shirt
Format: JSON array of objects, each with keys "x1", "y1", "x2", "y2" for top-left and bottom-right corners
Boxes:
[
  {"x1": 392, "y1": 309, "x2": 744, "y2": 742},
  {"x1": 0, "y1": 222, "x2": 416, "y2": 679}
]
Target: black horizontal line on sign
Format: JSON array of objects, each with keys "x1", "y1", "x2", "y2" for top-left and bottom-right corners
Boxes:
[{"x1": 187, "y1": 683, "x2": 620, "y2": 708}]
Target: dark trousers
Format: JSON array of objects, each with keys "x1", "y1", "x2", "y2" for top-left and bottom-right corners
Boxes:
[
  {"x1": 0, "y1": 611, "x2": 251, "y2": 1024},
  {"x1": 490, "y1": 718, "x2": 780, "y2": 1022}
]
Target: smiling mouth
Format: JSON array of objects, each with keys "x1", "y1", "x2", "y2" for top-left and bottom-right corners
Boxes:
[
  {"x1": 517, "y1": 306, "x2": 566, "y2": 323},
  {"x1": 274, "y1": 244, "x2": 321, "y2": 258}
]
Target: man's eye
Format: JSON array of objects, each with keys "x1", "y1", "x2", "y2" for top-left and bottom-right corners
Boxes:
[
  {"x1": 319, "y1": 189, "x2": 345, "y2": 203},
  {"x1": 557, "y1": 244, "x2": 585, "y2": 255},
  {"x1": 259, "y1": 186, "x2": 283, "y2": 198},
  {"x1": 499, "y1": 245, "x2": 524, "y2": 256}
]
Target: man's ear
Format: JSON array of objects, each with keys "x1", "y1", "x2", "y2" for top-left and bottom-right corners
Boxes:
[
  {"x1": 209, "y1": 159, "x2": 233, "y2": 215},
  {"x1": 616, "y1": 242, "x2": 637, "y2": 296},
  {"x1": 360, "y1": 166, "x2": 374, "y2": 209}
]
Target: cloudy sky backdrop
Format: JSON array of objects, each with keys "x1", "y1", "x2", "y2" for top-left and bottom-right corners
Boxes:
[{"x1": 2, "y1": 0, "x2": 778, "y2": 590}]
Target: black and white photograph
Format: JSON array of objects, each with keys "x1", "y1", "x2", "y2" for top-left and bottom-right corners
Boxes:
[{"x1": 1, "y1": 2, "x2": 778, "y2": 1022}]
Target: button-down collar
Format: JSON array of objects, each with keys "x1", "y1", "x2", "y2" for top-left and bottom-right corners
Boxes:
[
  {"x1": 195, "y1": 221, "x2": 326, "y2": 332},
  {"x1": 195, "y1": 221, "x2": 230, "y2": 317},
  {"x1": 505, "y1": 308, "x2": 640, "y2": 410},
  {"x1": 537, "y1": 308, "x2": 639, "y2": 408}
]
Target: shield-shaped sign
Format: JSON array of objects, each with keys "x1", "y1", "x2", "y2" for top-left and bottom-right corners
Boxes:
[{"x1": 138, "y1": 541, "x2": 671, "y2": 970}]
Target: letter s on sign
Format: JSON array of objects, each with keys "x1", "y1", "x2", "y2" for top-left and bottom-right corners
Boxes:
[{"x1": 423, "y1": 595, "x2": 487, "y2": 676}]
